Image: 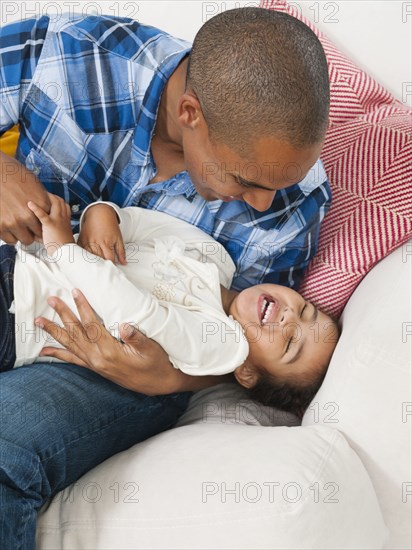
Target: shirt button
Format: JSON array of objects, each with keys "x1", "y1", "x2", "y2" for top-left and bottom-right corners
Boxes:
[
  {"x1": 71, "y1": 204, "x2": 80, "y2": 213},
  {"x1": 32, "y1": 167, "x2": 41, "y2": 176}
]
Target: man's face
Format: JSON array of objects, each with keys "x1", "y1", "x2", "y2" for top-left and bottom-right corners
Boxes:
[{"x1": 182, "y1": 125, "x2": 324, "y2": 212}]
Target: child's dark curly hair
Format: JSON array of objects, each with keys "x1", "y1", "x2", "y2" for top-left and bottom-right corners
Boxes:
[{"x1": 245, "y1": 368, "x2": 328, "y2": 419}]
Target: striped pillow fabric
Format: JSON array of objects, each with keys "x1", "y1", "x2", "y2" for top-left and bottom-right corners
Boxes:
[{"x1": 261, "y1": 0, "x2": 412, "y2": 318}]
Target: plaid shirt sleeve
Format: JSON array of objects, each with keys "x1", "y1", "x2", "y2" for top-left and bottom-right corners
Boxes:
[
  {"x1": 0, "y1": 16, "x2": 50, "y2": 133},
  {"x1": 261, "y1": 179, "x2": 332, "y2": 290},
  {"x1": 227, "y1": 174, "x2": 332, "y2": 292}
]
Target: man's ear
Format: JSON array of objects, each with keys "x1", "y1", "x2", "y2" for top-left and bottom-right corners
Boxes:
[
  {"x1": 234, "y1": 361, "x2": 260, "y2": 389},
  {"x1": 177, "y1": 92, "x2": 204, "y2": 130}
]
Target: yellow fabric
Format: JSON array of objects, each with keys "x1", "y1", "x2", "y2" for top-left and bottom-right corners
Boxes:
[{"x1": 0, "y1": 125, "x2": 19, "y2": 157}]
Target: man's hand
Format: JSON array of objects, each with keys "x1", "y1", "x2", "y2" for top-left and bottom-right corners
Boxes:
[
  {"x1": 34, "y1": 289, "x2": 230, "y2": 394},
  {"x1": 0, "y1": 151, "x2": 51, "y2": 244},
  {"x1": 77, "y1": 204, "x2": 127, "y2": 265},
  {"x1": 27, "y1": 193, "x2": 74, "y2": 255},
  {"x1": 34, "y1": 289, "x2": 186, "y2": 394}
]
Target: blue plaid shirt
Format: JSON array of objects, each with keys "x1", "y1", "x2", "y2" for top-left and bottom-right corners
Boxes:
[{"x1": 0, "y1": 13, "x2": 332, "y2": 291}]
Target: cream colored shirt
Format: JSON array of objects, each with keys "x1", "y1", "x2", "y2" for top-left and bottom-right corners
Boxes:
[{"x1": 13, "y1": 203, "x2": 249, "y2": 375}]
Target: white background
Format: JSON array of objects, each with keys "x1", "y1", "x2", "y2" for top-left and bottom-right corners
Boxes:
[{"x1": 1, "y1": 1, "x2": 411, "y2": 105}]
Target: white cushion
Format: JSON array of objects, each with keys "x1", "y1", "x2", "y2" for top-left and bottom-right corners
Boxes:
[
  {"x1": 303, "y1": 240, "x2": 412, "y2": 549},
  {"x1": 37, "y1": 423, "x2": 387, "y2": 549}
]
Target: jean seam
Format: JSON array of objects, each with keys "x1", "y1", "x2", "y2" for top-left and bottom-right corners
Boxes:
[{"x1": 40, "y1": 401, "x2": 159, "y2": 466}]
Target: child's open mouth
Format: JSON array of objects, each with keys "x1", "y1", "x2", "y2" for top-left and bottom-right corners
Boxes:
[{"x1": 258, "y1": 295, "x2": 279, "y2": 325}]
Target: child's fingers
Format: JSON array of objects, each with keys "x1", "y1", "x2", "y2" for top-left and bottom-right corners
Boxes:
[
  {"x1": 27, "y1": 201, "x2": 49, "y2": 223},
  {"x1": 46, "y1": 193, "x2": 71, "y2": 219},
  {"x1": 84, "y1": 242, "x2": 104, "y2": 259},
  {"x1": 115, "y1": 240, "x2": 127, "y2": 265},
  {"x1": 48, "y1": 193, "x2": 68, "y2": 215},
  {"x1": 84, "y1": 242, "x2": 116, "y2": 263},
  {"x1": 100, "y1": 243, "x2": 116, "y2": 263}
]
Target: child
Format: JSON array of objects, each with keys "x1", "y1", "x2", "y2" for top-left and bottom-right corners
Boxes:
[{"x1": 0, "y1": 194, "x2": 339, "y2": 413}]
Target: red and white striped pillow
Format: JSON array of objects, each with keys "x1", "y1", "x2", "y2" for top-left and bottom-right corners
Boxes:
[{"x1": 261, "y1": 0, "x2": 412, "y2": 318}]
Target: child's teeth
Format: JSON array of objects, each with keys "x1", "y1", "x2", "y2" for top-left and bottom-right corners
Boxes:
[{"x1": 262, "y1": 301, "x2": 274, "y2": 324}]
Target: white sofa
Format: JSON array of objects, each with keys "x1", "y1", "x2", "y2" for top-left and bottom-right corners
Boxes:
[
  {"x1": 36, "y1": 239, "x2": 411, "y2": 549},
  {"x1": 25, "y1": 2, "x2": 410, "y2": 548}
]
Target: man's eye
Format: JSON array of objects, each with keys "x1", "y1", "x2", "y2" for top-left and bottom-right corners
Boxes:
[{"x1": 235, "y1": 177, "x2": 252, "y2": 189}]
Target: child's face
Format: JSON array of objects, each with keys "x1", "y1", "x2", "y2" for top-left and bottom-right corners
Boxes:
[{"x1": 229, "y1": 284, "x2": 339, "y2": 387}]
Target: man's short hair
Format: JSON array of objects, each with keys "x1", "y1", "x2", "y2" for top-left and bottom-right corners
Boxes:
[{"x1": 186, "y1": 7, "x2": 330, "y2": 154}]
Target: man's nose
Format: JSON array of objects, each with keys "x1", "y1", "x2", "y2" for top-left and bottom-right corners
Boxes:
[{"x1": 242, "y1": 190, "x2": 276, "y2": 212}]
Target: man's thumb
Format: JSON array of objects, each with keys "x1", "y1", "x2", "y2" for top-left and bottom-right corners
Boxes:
[{"x1": 120, "y1": 323, "x2": 145, "y2": 345}]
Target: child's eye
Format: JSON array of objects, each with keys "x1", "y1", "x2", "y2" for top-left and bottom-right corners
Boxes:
[
  {"x1": 286, "y1": 337, "x2": 292, "y2": 353},
  {"x1": 300, "y1": 304, "x2": 307, "y2": 318}
]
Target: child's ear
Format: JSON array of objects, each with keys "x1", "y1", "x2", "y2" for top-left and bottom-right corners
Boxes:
[{"x1": 234, "y1": 362, "x2": 260, "y2": 389}]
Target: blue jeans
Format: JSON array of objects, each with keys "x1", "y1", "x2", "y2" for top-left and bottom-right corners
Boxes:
[
  {"x1": 0, "y1": 362, "x2": 192, "y2": 549},
  {"x1": 0, "y1": 244, "x2": 16, "y2": 370}
]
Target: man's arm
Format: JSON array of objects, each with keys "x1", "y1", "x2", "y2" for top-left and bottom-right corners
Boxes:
[
  {"x1": 0, "y1": 17, "x2": 52, "y2": 243},
  {"x1": 0, "y1": 16, "x2": 49, "y2": 133},
  {"x1": 35, "y1": 289, "x2": 234, "y2": 395}
]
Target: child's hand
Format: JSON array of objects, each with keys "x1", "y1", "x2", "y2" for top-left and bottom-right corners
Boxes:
[
  {"x1": 77, "y1": 204, "x2": 126, "y2": 265},
  {"x1": 27, "y1": 193, "x2": 74, "y2": 255}
]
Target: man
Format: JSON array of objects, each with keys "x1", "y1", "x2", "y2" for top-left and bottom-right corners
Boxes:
[{"x1": 0, "y1": 8, "x2": 330, "y2": 548}]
